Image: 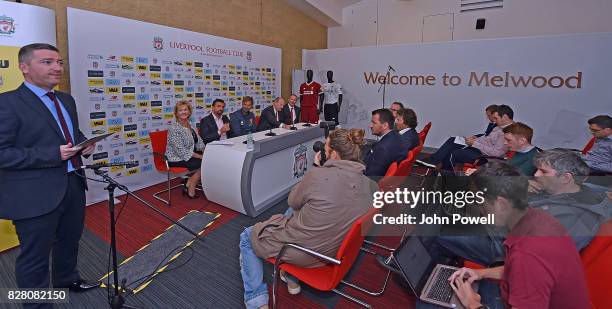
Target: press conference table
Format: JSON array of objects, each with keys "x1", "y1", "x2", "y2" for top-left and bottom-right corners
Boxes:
[{"x1": 201, "y1": 123, "x2": 325, "y2": 217}]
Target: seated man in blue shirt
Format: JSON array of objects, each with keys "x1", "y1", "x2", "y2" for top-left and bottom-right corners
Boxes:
[
  {"x1": 582, "y1": 115, "x2": 612, "y2": 174},
  {"x1": 230, "y1": 96, "x2": 256, "y2": 137}
]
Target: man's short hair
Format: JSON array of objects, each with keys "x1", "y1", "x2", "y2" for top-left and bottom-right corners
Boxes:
[
  {"x1": 485, "y1": 104, "x2": 499, "y2": 113},
  {"x1": 18, "y1": 43, "x2": 59, "y2": 64},
  {"x1": 391, "y1": 102, "x2": 404, "y2": 110},
  {"x1": 212, "y1": 98, "x2": 225, "y2": 106},
  {"x1": 372, "y1": 108, "x2": 394, "y2": 126},
  {"x1": 471, "y1": 161, "x2": 528, "y2": 210},
  {"x1": 289, "y1": 94, "x2": 298, "y2": 99},
  {"x1": 587, "y1": 115, "x2": 612, "y2": 129},
  {"x1": 503, "y1": 122, "x2": 533, "y2": 143},
  {"x1": 242, "y1": 96, "x2": 253, "y2": 104},
  {"x1": 396, "y1": 108, "x2": 418, "y2": 128},
  {"x1": 273, "y1": 97, "x2": 283, "y2": 103},
  {"x1": 495, "y1": 105, "x2": 514, "y2": 120},
  {"x1": 533, "y1": 149, "x2": 591, "y2": 184}
]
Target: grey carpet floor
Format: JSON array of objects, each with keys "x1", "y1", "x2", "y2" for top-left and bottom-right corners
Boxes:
[{"x1": 0, "y1": 201, "x2": 347, "y2": 309}]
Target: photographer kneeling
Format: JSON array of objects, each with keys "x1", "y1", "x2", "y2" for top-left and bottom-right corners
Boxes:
[{"x1": 239, "y1": 128, "x2": 374, "y2": 309}]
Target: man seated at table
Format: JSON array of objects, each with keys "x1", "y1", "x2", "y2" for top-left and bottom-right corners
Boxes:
[
  {"x1": 416, "y1": 104, "x2": 514, "y2": 171},
  {"x1": 395, "y1": 107, "x2": 419, "y2": 153},
  {"x1": 230, "y1": 96, "x2": 256, "y2": 137},
  {"x1": 364, "y1": 108, "x2": 406, "y2": 178},
  {"x1": 444, "y1": 162, "x2": 590, "y2": 309},
  {"x1": 502, "y1": 122, "x2": 540, "y2": 175},
  {"x1": 257, "y1": 97, "x2": 291, "y2": 132},
  {"x1": 282, "y1": 94, "x2": 301, "y2": 126},
  {"x1": 199, "y1": 98, "x2": 232, "y2": 144},
  {"x1": 582, "y1": 114, "x2": 612, "y2": 174}
]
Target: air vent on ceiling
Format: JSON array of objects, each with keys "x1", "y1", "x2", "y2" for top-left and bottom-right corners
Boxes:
[{"x1": 460, "y1": 0, "x2": 503, "y2": 12}]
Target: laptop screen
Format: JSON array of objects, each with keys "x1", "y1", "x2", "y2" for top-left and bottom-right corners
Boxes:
[{"x1": 394, "y1": 236, "x2": 437, "y2": 295}]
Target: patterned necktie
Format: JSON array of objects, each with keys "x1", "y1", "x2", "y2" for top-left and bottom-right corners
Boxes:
[
  {"x1": 289, "y1": 107, "x2": 294, "y2": 124},
  {"x1": 46, "y1": 92, "x2": 80, "y2": 168}
]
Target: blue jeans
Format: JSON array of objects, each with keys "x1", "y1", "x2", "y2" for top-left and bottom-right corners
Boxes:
[
  {"x1": 240, "y1": 226, "x2": 269, "y2": 309},
  {"x1": 240, "y1": 208, "x2": 296, "y2": 309}
]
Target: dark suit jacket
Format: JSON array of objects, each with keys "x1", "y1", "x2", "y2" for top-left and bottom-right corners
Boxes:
[
  {"x1": 364, "y1": 130, "x2": 406, "y2": 178},
  {"x1": 0, "y1": 84, "x2": 87, "y2": 220},
  {"x1": 282, "y1": 104, "x2": 301, "y2": 125},
  {"x1": 484, "y1": 122, "x2": 496, "y2": 136},
  {"x1": 257, "y1": 106, "x2": 286, "y2": 132},
  {"x1": 399, "y1": 128, "x2": 419, "y2": 153},
  {"x1": 199, "y1": 113, "x2": 232, "y2": 144}
]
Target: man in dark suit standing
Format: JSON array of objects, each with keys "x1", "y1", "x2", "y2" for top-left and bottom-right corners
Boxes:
[
  {"x1": 395, "y1": 108, "x2": 420, "y2": 153},
  {"x1": 199, "y1": 98, "x2": 232, "y2": 144},
  {"x1": 0, "y1": 44, "x2": 99, "y2": 307},
  {"x1": 257, "y1": 97, "x2": 291, "y2": 132},
  {"x1": 364, "y1": 109, "x2": 406, "y2": 178},
  {"x1": 282, "y1": 94, "x2": 301, "y2": 126}
]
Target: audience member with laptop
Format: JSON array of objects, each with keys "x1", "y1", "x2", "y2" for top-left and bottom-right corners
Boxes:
[{"x1": 398, "y1": 162, "x2": 591, "y2": 309}]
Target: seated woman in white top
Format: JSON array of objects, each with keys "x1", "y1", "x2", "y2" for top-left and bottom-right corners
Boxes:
[{"x1": 165, "y1": 100, "x2": 204, "y2": 198}]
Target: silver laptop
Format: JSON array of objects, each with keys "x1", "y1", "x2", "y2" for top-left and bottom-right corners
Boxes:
[{"x1": 393, "y1": 236, "x2": 479, "y2": 308}]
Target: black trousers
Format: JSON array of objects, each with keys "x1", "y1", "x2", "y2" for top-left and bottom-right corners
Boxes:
[
  {"x1": 323, "y1": 103, "x2": 339, "y2": 125},
  {"x1": 13, "y1": 173, "x2": 85, "y2": 309},
  {"x1": 429, "y1": 137, "x2": 482, "y2": 170}
]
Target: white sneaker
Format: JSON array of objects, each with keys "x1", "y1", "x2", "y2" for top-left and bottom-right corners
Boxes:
[
  {"x1": 279, "y1": 270, "x2": 301, "y2": 295},
  {"x1": 415, "y1": 159, "x2": 437, "y2": 168}
]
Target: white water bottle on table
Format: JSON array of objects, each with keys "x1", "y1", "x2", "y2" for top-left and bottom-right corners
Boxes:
[{"x1": 247, "y1": 130, "x2": 254, "y2": 149}]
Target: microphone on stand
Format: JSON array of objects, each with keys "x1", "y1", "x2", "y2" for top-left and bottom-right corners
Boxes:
[
  {"x1": 80, "y1": 161, "x2": 139, "y2": 170},
  {"x1": 289, "y1": 107, "x2": 297, "y2": 130}
]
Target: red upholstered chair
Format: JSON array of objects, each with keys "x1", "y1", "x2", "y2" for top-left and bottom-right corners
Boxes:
[
  {"x1": 149, "y1": 130, "x2": 189, "y2": 206},
  {"x1": 267, "y1": 208, "x2": 380, "y2": 308},
  {"x1": 255, "y1": 115, "x2": 261, "y2": 127},
  {"x1": 580, "y1": 219, "x2": 612, "y2": 309},
  {"x1": 582, "y1": 136, "x2": 596, "y2": 154},
  {"x1": 378, "y1": 162, "x2": 399, "y2": 191},
  {"x1": 418, "y1": 122, "x2": 432, "y2": 145}
]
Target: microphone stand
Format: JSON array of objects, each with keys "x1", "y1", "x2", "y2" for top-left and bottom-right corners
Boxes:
[
  {"x1": 289, "y1": 109, "x2": 297, "y2": 130},
  {"x1": 378, "y1": 65, "x2": 394, "y2": 109},
  {"x1": 265, "y1": 128, "x2": 277, "y2": 136},
  {"x1": 91, "y1": 167, "x2": 200, "y2": 309}
]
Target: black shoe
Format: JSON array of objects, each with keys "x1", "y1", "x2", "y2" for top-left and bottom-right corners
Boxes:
[{"x1": 62, "y1": 279, "x2": 101, "y2": 292}]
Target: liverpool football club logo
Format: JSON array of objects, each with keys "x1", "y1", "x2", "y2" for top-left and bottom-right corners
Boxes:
[
  {"x1": 293, "y1": 144, "x2": 308, "y2": 178},
  {"x1": 153, "y1": 36, "x2": 163, "y2": 51},
  {"x1": 0, "y1": 15, "x2": 16, "y2": 35}
]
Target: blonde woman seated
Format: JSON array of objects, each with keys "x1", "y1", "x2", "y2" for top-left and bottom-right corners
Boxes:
[
  {"x1": 165, "y1": 100, "x2": 204, "y2": 198},
  {"x1": 239, "y1": 128, "x2": 373, "y2": 309}
]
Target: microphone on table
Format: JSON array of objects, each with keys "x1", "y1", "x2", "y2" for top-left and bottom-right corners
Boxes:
[
  {"x1": 80, "y1": 161, "x2": 139, "y2": 170},
  {"x1": 265, "y1": 127, "x2": 277, "y2": 136}
]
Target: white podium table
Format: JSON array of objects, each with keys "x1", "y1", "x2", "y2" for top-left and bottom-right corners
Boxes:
[{"x1": 201, "y1": 123, "x2": 325, "y2": 217}]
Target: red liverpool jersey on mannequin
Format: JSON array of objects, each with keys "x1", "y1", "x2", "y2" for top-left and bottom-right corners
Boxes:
[{"x1": 299, "y1": 81, "x2": 321, "y2": 123}]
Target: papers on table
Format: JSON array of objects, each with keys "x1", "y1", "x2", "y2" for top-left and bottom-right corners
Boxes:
[{"x1": 209, "y1": 140, "x2": 235, "y2": 146}]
